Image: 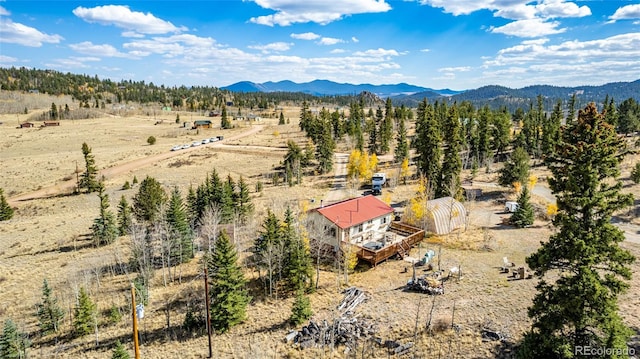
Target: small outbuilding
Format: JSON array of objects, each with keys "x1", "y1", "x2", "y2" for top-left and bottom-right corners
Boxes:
[
  {"x1": 19, "y1": 122, "x2": 34, "y2": 128},
  {"x1": 424, "y1": 197, "x2": 466, "y2": 235},
  {"x1": 192, "y1": 120, "x2": 212, "y2": 129}
]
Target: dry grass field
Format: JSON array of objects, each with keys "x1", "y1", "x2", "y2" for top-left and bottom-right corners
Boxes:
[{"x1": 0, "y1": 94, "x2": 639, "y2": 358}]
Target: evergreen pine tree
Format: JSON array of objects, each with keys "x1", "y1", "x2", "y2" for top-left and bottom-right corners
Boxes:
[
  {"x1": 235, "y1": 176, "x2": 253, "y2": 223},
  {"x1": 111, "y1": 341, "x2": 131, "y2": 359},
  {"x1": 117, "y1": 195, "x2": 132, "y2": 236},
  {"x1": 414, "y1": 99, "x2": 442, "y2": 182},
  {"x1": 437, "y1": 104, "x2": 463, "y2": 199},
  {"x1": 221, "y1": 104, "x2": 230, "y2": 129},
  {"x1": 36, "y1": 278, "x2": 65, "y2": 335},
  {"x1": 79, "y1": 142, "x2": 100, "y2": 193},
  {"x1": 394, "y1": 114, "x2": 409, "y2": 163},
  {"x1": 510, "y1": 185, "x2": 534, "y2": 228},
  {"x1": 282, "y1": 207, "x2": 314, "y2": 292},
  {"x1": 518, "y1": 103, "x2": 635, "y2": 358},
  {"x1": 492, "y1": 107, "x2": 512, "y2": 158},
  {"x1": 631, "y1": 162, "x2": 640, "y2": 184},
  {"x1": 92, "y1": 183, "x2": 119, "y2": 246},
  {"x1": 133, "y1": 176, "x2": 167, "y2": 223},
  {"x1": 315, "y1": 119, "x2": 335, "y2": 174},
  {"x1": 208, "y1": 231, "x2": 250, "y2": 333},
  {"x1": 380, "y1": 98, "x2": 394, "y2": 154},
  {"x1": 289, "y1": 290, "x2": 313, "y2": 326},
  {"x1": 0, "y1": 187, "x2": 14, "y2": 221},
  {"x1": 73, "y1": 287, "x2": 97, "y2": 337},
  {"x1": 0, "y1": 319, "x2": 30, "y2": 359},
  {"x1": 498, "y1": 147, "x2": 530, "y2": 187},
  {"x1": 367, "y1": 115, "x2": 378, "y2": 155},
  {"x1": 541, "y1": 100, "x2": 562, "y2": 158},
  {"x1": 278, "y1": 111, "x2": 285, "y2": 125},
  {"x1": 476, "y1": 105, "x2": 493, "y2": 166},
  {"x1": 166, "y1": 187, "x2": 193, "y2": 264}
]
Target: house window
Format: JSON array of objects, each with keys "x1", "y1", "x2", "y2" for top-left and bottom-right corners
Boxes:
[
  {"x1": 382, "y1": 216, "x2": 387, "y2": 224},
  {"x1": 367, "y1": 220, "x2": 373, "y2": 225},
  {"x1": 356, "y1": 224, "x2": 363, "y2": 233},
  {"x1": 330, "y1": 227, "x2": 336, "y2": 238}
]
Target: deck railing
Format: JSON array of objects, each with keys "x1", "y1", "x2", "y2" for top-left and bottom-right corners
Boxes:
[{"x1": 352, "y1": 222, "x2": 425, "y2": 266}]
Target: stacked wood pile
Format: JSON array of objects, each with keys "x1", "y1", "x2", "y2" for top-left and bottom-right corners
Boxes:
[
  {"x1": 285, "y1": 287, "x2": 377, "y2": 352},
  {"x1": 406, "y1": 272, "x2": 445, "y2": 295}
]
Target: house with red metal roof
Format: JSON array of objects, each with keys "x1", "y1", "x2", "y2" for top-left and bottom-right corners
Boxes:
[{"x1": 307, "y1": 195, "x2": 424, "y2": 266}]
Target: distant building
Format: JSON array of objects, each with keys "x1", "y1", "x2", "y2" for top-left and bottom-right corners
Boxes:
[
  {"x1": 19, "y1": 122, "x2": 34, "y2": 128},
  {"x1": 42, "y1": 121, "x2": 60, "y2": 127},
  {"x1": 192, "y1": 120, "x2": 212, "y2": 129}
]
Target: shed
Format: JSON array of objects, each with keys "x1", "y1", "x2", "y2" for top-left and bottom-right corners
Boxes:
[
  {"x1": 42, "y1": 121, "x2": 60, "y2": 127},
  {"x1": 425, "y1": 197, "x2": 466, "y2": 235},
  {"x1": 19, "y1": 122, "x2": 34, "y2": 128},
  {"x1": 193, "y1": 120, "x2": 212, "y2": 129}
]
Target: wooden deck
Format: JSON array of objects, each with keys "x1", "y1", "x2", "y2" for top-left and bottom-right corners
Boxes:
[{"x1": 352, "y1": 222, "x2": 425, "y2": 267}]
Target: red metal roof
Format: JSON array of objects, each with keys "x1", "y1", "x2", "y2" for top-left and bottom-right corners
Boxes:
[{"x1": 315, "y1": 195, "x2": 394, "y2": 230}]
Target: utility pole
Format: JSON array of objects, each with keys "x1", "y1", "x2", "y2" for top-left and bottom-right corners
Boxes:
[
  {"x1": 131, "y1": 284, "x2": 141, "y2": 359},
  {"x1": 204, "y1": 265, "x2": 212, "y2": 358}
]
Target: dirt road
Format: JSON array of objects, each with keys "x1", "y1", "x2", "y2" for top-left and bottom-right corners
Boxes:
[{"x1": 8, "y1": 125, "x2": 265, "y2": 204}]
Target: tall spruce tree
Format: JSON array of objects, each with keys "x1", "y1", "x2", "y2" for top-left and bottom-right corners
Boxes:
[
  {"x1": 414, "y1": 99, "x2": 442, "y2": 182},
  {"x1": 221, "y1": 104, "x2": 231, "y2": 129},
  {"x1": 289, "y1": 289, "x2": 313, "y2": 326},
  {"x1": 235, "y1": 176, "x2": 253, "y2": 223},
  {"x1": 117, "y1": 195, "x2": 132, "y2": 236},
  {"x1": 73, "y1": 287, "x2": 97, "y2": 337},
  {"x1": 498, "y1": 147, "x2": 530, "y2": 187},
  {"x1": 282, "y1": 207, "x2": 314, "y2": 292},
  {"x1": 0, "y1": 187, "x2": 14, "y2": 221},
  {"x1": 379, "y1": 98, "x2": 394, "y2": 154},
  {"x1": 0, "y1": 319, "x2": 30, "y2": 359},
  {"x1": 394, "y1": 114, "x2": 409, "y2": 163},
  {"x1": 518, "y1": 103, "x2": 635, "y2": 358},
  {"x1": 207, "y1": 230, "x2": 250, "y2": 333},
  {"x1": 92, "y1": 183, "x2": 119, "y2": 246},
  {"x1": 437, "y1": 104, "x2": 463, "y2": 199},
  {"x1": 36, "y1": 279, "x2": 65, "y2": 335},
  {"x1": 79, "y1": 142, "x2": 100, "y2": 193},
  {"x1": 542, "y1": 100, "x2": 563, "y2": 159},
  {"x1": 510, "y1": 185, "x2": 534, "y2": 228},
  {"x1": 166, "y1": 187, "x2": 193, "y2": 264},
  {"x1": 133, "y1": 176, "x2": 167, "y2": 223}
]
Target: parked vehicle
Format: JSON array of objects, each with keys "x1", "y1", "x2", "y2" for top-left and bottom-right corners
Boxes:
[
  {"x1": 202, "y1": 138, "x2": 210, "y2": 144},
  {"x1": 171, "y1": 145, "x2": 182, "y2": 151},
  {"x1": 191, "y1": 141, "x2": 201, "y2": 147},
  {"x1": 210, "y1": 137, "x2": 218, "y2": 142},
  {"x1": 182, "y1": 144, "x2": 191, "y2": 149},
  {"x1": 217, "y1": 135, "x2": 224, "y2": 141},
  {"x1": 505, "y1": 201, "x2": 519, "y2": 213}
]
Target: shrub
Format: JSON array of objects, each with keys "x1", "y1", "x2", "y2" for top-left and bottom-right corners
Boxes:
[
  {"x1": 147, "y1": 136, "x2": 156, "y2": 145},
  {"x1": 122, "y1": 181, "x2": 131, "y2": 190},
  {"x1": 631, "y1": 162, "x2": 640, "y2": 184}
]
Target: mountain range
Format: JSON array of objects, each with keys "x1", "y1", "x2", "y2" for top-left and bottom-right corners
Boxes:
[
  {"x1": 222, "y1": 79, "x2": 640, "y2": 110},
  {"x1": 221, "y1": 79, "x2": 461, "y2": 97}
]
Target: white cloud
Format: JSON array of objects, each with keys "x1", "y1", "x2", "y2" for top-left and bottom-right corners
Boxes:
[
  {"x1": 290, "y1": 32, "x2": 320, "y2": 40},
  {"x1": 609, "y1": 4, "x2": 640, "y2": 22},
  {"x1": 351, "y1": 36, "x2": 359, "y2": 43},
  {"x1": 248, "y1": 42, "x2": 293, "y2": 53},
  {"x1": 353, "y1": 48, "x2": 400, "y2": 57},
  {"x1": 69, "y1": 41, "x2": 132, "y2": 58},
  {"x1": 420, "y1": 48, "x2": 431, "y2": 53},
  {"x1": 73, "y1": 5, "x2": 187, "y2": 34},
  {"x1": 0, "y1": 55, "x2": 17, "y2": 64},
  {"x1": 419, "y1": 0, "x2": 591, "y2": 38},
  {"x1": 249, "y1": 0, "x2": 391, "y2": 26},
  {"x1": 438, "y1": 66, "x2": 471, "y2": 73},
  {"x1": 535, "y1": 0, "x2": 590, "y2": 19},
  {"x1": 317, "y1": 37, "x2": 344, "y2": 45},
  {"x1": 330, "y1": 49, "x2": 347, "y2": 54},
  {"x1": 0, "y1": 5, "x2": 9, "y2": 16},
  {"x1": 490, "y1": 18, "x2": 565, "y2": 37},
  {"x1": 0, "y1": 19, "x2": 63, "y2": 47},
  {"x1": 482, "y1": 32, "x2": 640, "y2": 86}
]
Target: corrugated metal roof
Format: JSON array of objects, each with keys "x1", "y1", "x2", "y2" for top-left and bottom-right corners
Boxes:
[
  {"x1": 315, "y1": 195, "x2": 394, "y2": 230},
  {"x1": 425, "y1": 197, "x2": 466, "y2": 235}
]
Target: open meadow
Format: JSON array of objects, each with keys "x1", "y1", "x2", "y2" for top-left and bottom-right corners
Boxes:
[{"x1": 0, "y1": 94, "x2": 639, "y2": 358}]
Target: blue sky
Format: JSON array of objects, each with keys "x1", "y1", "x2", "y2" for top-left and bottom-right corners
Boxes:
[{"x1": 1, "y1": 1, "x2": 639, "y2": 90}]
